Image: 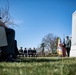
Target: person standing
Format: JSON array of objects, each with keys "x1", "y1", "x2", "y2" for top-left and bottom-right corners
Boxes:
[
  {"x1": 24, "y1": 48, "x2": 27, "y2": 57},
  {"x1": 65, "y1": 36, "x2": 71, "y2": 57},
  {"x1": 19, "y1": 47, "x2": 24, "y2": 57},
  {"x1": 0, "y1": 17, "x2": 19, "y2": 62}
]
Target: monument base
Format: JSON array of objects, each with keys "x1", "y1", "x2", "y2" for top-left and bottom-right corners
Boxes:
[{"x1": 70, "y1": 45, "x2": 76, "y2": 57}]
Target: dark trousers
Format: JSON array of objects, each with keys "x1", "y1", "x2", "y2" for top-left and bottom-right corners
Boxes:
[
  {"x1": 1, "y1": 28, "x2": 15, "y2": 56},
  {"x1": 14, "y1": 40, "x2": 19, "y2": 56},
  {"x1": 66, "y1": 47, "x2": 70, "y2": 57}
]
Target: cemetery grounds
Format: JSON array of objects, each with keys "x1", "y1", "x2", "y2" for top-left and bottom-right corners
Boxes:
[{"x1": 0, "y1": 57, "x2": 76, "y2": 75}]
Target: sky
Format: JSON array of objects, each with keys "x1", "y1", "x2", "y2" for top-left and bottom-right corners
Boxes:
[{"x1": 0, "y1": 0, "x2": 76, "y2": 49}]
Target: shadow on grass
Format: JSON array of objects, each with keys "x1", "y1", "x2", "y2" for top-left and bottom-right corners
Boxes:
[
  {"x1": 21, "y1": 59, "x2": 58, "y2": 62},
  {"x1": 19, "y1": 57, "x2": 75, "y2": 63}
]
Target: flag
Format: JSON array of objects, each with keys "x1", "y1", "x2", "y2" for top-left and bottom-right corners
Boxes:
[{"x1": 57, "y1": 38, "x2": 62, "y2": 55}]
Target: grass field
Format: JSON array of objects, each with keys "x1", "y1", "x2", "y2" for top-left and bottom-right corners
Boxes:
[{"x1": 0, "y1": 57, "x2": 76, "y2": 75}]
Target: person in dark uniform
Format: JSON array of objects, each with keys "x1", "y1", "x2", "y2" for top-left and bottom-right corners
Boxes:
[
  {"x1": 0, "y1": 17, "x2": 20, "y2": 62},
  {"x1": 24, "y1": 48, "x2": 27, "y2": 57},
  {"x1": 65, "y1": 36, "x2": 71, "y2": 57},
  {"x1": 32, "y1": 47, "x2": 37, "y2": 57}
]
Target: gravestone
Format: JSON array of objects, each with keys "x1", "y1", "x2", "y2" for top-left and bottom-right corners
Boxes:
[{"x1": 70, "y1": 11, "x2": 76, "y2": 57}]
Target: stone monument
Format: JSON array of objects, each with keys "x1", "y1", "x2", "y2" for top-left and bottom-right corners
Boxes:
[{"x1": 70, "y1": 11, "x2": 76, "y2": 57}]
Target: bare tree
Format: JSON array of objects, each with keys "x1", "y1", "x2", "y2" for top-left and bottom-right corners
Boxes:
[
  {"x1": 42, "y1": 33, "x2": 58, "y2": 53},
  {"x1": 0, "y1": 0, "x2": 15, "y2": 26}
]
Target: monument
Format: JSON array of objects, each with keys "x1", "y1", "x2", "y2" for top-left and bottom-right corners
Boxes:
[{"x1": 70, "y1": 11, "x2": 76, "y2": 57}]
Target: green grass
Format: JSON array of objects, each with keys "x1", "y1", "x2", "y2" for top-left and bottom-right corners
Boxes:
[{"x1": 0, "y1": 57, "x2": 76, "y2": 75}]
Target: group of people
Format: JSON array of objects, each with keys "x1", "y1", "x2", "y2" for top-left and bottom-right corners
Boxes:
[
  {"x1": 0, "y1": 16, "x2": 72, "y2": 62},
  {"x1": 0, "y1": 16, "x2": 37, "y2": 62},
  {"x1": 18, "y1": 47, "x2": 37, "y2": 57},
  {"x1": 58, "y1": 36, "x2": 71, "y2": 57}
]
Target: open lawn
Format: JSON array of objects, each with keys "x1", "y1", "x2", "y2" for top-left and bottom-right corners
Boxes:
[{"x1": 0, "y1": 57, "x2": 76, "y2": 75}]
